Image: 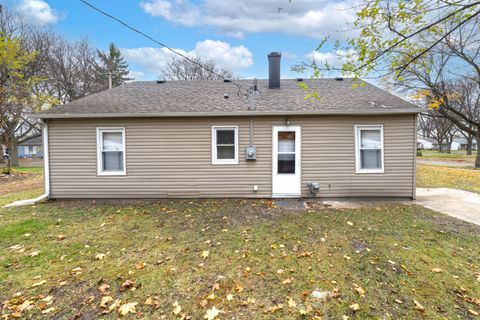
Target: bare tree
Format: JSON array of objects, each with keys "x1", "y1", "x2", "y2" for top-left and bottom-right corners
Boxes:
[{"x1": 162, "y1": 56, "x2": 233, "y2": 81}]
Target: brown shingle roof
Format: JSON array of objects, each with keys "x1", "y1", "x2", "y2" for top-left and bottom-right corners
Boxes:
[{"x1": 35, "y1": 78, "x2": 421, "y2": 118}]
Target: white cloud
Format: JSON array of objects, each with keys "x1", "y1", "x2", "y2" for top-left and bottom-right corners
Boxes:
[
  {"x1": 121, "y1": 40, "x2": 253, "y2": 77},
  {"x1": 139, "y1": 0, "x2": 357, "y2": 39},
  {"x1": 127, "y1": 70, "x2": 146, "y2": 81},
  {"x1": 305, "y1": 49, "x2": 356, "y2": 68},
  {"x1": 16, "y1": 0, "x2": 60, "y2": 25}
]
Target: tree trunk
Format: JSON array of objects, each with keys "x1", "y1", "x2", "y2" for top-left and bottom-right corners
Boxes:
[
  {"x1": 6, "y1": 131, "x2": 20, "y2": 167},
  {"x1": 476, "y1": 130, "x2": 480, "y2": 169},
  {"x1": 466, "y1": 136, "x2": 473, "y2": 155}
]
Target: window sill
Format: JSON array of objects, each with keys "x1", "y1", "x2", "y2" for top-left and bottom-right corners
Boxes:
[
  {"x1": 98, "y1": 171, "x2": 127, "y2": 176},
  {"x1": 355, "y1": 169, "x2": 385, "y2": 174}
]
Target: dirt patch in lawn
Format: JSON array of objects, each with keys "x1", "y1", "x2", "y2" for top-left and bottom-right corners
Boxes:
[{"x1": 0, "y1": 173, "x2": 43, "y2": 195}]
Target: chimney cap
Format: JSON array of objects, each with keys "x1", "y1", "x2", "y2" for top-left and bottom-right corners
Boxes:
[{"x1": 268, "y1": 52, "x2": 281, "y2": 57}]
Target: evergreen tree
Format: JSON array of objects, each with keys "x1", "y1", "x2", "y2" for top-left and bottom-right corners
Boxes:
[{"x1": 97, "y1": 43, "x2": 131, "y2": 88}]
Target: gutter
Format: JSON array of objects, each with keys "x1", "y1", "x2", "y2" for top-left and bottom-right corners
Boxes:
[
  {"x1": 32, "y1": 108, "x2": 423, "y2": 119},
  {"x1": 2, "y1": 119, "x2": 50, "y2": 208}
]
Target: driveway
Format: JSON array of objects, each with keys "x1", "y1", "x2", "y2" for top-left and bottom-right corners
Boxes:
[{"x1": 415, "y1": 188, "x2": 480, "y2": 226}]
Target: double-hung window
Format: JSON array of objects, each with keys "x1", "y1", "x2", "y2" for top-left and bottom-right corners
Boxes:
[
  {"x1": 212, "y1": 126, "x2": 238, "y2": 164},
  {"x1": 97, "y1": 128, "x2": 126, "y2": 175},
  {"x1": 355, "y1": 125, "x2": 384, "y2": 173}
]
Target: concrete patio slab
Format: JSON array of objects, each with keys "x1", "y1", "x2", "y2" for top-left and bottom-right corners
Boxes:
[{"x1": 415, "y1": 188, "x2": 480, "y2": 226}]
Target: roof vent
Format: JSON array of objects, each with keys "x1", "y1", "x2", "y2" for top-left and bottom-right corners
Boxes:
[
  {"x1": 296, "y1": 78, "x2": 304, "y2": 82},
  {"x1": 223, "y1": 79, "x2": 231, "y2": 83},
  {"x1": 335, "y1": 77, "x2": 344, "y2": 81},
  {"x1": 224, "y1": 93, "x2": 229, "y2": 99},
  {"x1": 156, "y1": 80, "x2": 166, "y2": 84}
]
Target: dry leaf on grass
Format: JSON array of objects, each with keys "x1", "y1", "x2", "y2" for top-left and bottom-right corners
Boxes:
[
  {"x1": 41, "y1": 307, "x2": 56, "y2": 314},
  {"x1": 31, "y1": 280, "x2": 46, "y2": 288},
  {"x1": 201, "y1": 250, "x2": 210, "y2": 259},
  {"x1": 100, "y1": 296, "x2": 113, "y2": 308},
  {"x1": 204, "y1": 306, "x2": 220, "y2": 320},
  {"x1": 95, "y1": 253, "x2": 106, "y2": 260},
  {"x1": 135, "y1": 261, "x2": 147, "y2": 269},
  {"x1": 118, "y1": 302, "x2": 137, "y2": 316},
  {"x1": 172, "y1": 301, "x2": 182, "y2": 315},
  {"x1": 431, "y1": 267, "x2": 442, "y2": 273},
  {"x1": 414, "y1": 300, "x2": 425, "y2": 313},
  {"x1": 349, "y1": 303, "x2": 360, "y2": 312}
]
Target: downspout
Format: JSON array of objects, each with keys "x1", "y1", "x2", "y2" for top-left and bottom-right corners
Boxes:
[{"x1": 2, "y1": 119, "x2": 50, "y2": 208}]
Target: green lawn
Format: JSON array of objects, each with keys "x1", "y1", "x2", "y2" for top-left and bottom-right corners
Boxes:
[
  {"x1": 417, "y1": 164, "x2": 480, "y2": 193},
  {"x1": 418, "y1": 150, "x2": 477, "y2": 162},
  {"x1": 1, "y1": 199, "x2": 480, "y2": 319}
]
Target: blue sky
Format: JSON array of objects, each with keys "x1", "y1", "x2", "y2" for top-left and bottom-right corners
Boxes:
[{"x1": 9, "y1": 0, "x2": 357, "y2": 80}]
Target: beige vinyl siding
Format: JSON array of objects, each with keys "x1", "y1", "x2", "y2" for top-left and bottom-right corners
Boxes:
[{"x1": 47, "y1": 115, "x2": 415, "y2": 199}]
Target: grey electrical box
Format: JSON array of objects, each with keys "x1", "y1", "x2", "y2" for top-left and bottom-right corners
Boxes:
[{"x1": 245, "y1": 145, "x2": 257, "y2": 160}]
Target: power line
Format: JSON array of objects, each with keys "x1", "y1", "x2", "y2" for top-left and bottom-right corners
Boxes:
[{"x1": 78, "y1": 0, "x2": 243, "y2": 91}]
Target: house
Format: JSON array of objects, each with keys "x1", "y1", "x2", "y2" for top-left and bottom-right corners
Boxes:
[
  {"x1": 417, "y1": 136, "x2": 434, "y2": 150},
  {"x1": 432, "y1": 140, "x2": 461, "y2": 151},
  {"x1": 34, "y1": 53, "x2": 421, "y2": 199},
  {"x1": 18, "y1": 136, "x2": 44, "y2": 158},
  {"x1": 454, "y1": 137, "x2": 477, "y2": 151}
]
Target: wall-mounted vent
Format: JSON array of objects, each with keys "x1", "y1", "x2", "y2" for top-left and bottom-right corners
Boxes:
[
  {"x1": 335, "y1": 77, "x2": 344, "y2": 81},
  {"x1": 296, "y1": 78, "x2": 304, "y2": 82},
  {"x1": 223, "y1": 79, "x2": 231, "y2": 83},
  {"x1": 156, "y1": 80, "x2": 166, "y2": 84}
]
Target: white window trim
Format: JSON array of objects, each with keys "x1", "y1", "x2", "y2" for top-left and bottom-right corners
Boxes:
[
  {"x1": 96, "y1": 127, "x2": 126, "y2": 176},
  {"x1": 354, "y1": 125, "x2": 385, "y2": 174},
  {"x1": 211, "y1": 126, "x2": 239, "y2": 165}
]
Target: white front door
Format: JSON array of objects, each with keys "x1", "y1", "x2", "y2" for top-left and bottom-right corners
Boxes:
[{"x1": 272, "y1": 126, "x2": 301, "y2": 197}]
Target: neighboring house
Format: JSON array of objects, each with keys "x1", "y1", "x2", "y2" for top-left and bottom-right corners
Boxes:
[
  {"x1": 454, "y1": 137, "x2": 477, "y2": 151},
  {"x1": 432, "y1": 140, "x2": 461, "y2": 151},
  {"x1": 18, "y1": 136, "x2": 44, "y2": 159},
  {"x1": 34, "y1": 53, "x2": 421, "y2": 199},
  {"x1": 417, "y1": 136, "x2": 434, "y2": 150}
]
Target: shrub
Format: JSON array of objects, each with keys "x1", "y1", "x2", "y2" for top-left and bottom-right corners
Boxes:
[{"x1": 417, "y1": 150, "x2": 423, "y2": 157}]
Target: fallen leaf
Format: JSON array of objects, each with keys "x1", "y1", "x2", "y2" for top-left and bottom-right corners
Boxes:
[
  {"x1": 282, "y1": 278, "x2": 293, "y2": 285},
  {"x1": 431, "y1": 267, "x2": 442, "y2": 273},
  {"x1": 349, "y1": 303, "x2": 360, "y2": 312},
  {"x1": 100, "y1": 296, "x2": 113, "y2": 308},
  {"x1": 98, "y1": 284, "x2": 110, "y2": 294},
  {"x1": 118, "y1": 302, "x2": 137, "y2": 316},
  {"x1": 31, "y1": 280, "x2": 47, "y2": 288},
  {"x1": 144, "y1": 297, "x2": 153, "y2": 305},
  {"x1": 287, "y1": 297, "x2": 297, "y2": 308},
  {"x1": 135, "y1": 261, "x2": 147, "y2": 269},
  {"x1": 414, "y1": 300, "x2": 425, "y2": 313},
  {"x1": 95, "y1": 253, "x2": 106, "y2": 260},
  {"x1": 347, "y1": 221, "x2": 354, "y2": 226},
  {"x1": 57, "y1": 235, "x2": 65, "y2": 241},
  {"x1": 121, "y1": 280, "x2": 135, "y2": 290},
  {"x1": 354, "y1": 285, "x2": 365, "y2": 297},
  {"x1": 201, "y1": 250, "x2": 210, "y2": 259},
  {"x1": 172, "y1": 301, "x2": 182, "y2": 315},
  {"x1": 29, "y1": 251, "x2": 40, "y2": 257},
  {"x1": 204, "y1": 306, "x2": 220, "y2": 320},
  {"x1": 469, "y1": 309, "x2": 479, "y2": 316},
  {"x1": 41, "y1": 307, "x2": 56, "y2": 314},
  {"x1": 207, "y1": 293, "x2": 215, "y2": 301},
  {"x1": 226, "y1": 294, "x2": 234, "y2": 301}
]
